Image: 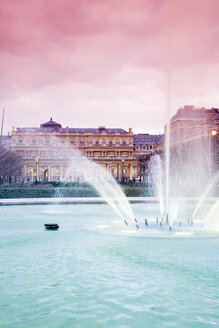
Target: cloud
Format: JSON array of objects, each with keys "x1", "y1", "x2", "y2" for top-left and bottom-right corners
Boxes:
[{"x1": 0, "y1": 0, "x2": 219, "y2": 134}]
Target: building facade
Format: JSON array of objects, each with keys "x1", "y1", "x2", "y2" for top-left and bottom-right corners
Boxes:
[
  {"x1": 10, "y1": 119, "x2": 163, "y2": 183},
  {"x1": 169, "y1": 105, "x2": 219, "y2": 192}
]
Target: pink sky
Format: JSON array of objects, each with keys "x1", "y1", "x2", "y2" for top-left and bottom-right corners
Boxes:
[{"x1": 0, "y1": 0, "x2": 219, "y2": 134}]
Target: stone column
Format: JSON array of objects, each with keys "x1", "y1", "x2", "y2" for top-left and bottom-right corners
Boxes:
[
  {"x1": 36, "y1": 163, "x2": 39, "y2": 181},
  {"x1": 48, "y1": 165, "x2": 51, "y2": 181},
  {"x1": 117, "y1": 164, "x2": 121, "y2": 180},
  {"x1": 129, "y1": 164, "x2": 133, "y2": 180},
  {"x1": 60, "y1": 165, "x2": 63, "y2": 181},
  {"x1": 24, "y1": 164, "x2": 27, "y2": 183}
]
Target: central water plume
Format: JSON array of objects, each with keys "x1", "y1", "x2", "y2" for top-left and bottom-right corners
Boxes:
[
  {"x1": 192, "y1": 171, "x2": 219, "y2": 219},
  {"x1": 204, "y1": 200, "x2": 219, "y2": 231},
  {"x1": 148, "y1": 154, "x2": 164, "y2": 218}
]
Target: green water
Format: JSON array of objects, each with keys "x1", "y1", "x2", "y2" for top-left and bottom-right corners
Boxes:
[{"x1": 0, "y1": 204, "x2": 219, "y2": 327}]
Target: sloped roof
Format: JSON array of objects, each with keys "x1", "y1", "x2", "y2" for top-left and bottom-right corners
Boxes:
[
  {"x1": 208, "y1": 111, "x2": 219, "y2": 123},
  {"x1": 18, "y1": 127, "x2": 129, "y2": 134},
  {"x1": 134, "y1": 134, "x2": 164, "y2": 145}
]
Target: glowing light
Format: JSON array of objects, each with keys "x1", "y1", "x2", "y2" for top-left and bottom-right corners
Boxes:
[
  {"x1": 211, "y1": 129, "x2": 217, "y2": 136},
  {"x1": 175, "y1": 232, "x2": 194, "y2": 236},
  {"x1": 122, "y1": 230, "x2": 136, "y2": 234},
  {"x1": 96, "y1": 225, "x2": 110, "y2": 229}
]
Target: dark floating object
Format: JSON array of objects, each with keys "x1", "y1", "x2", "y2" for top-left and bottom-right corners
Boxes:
[
  {"x1": 136, "y1": 224, "x2": 139, "y2": 229},
  {"x1": 134, "y1": 218, "x2": 138, "y2": 223},
  {"x1": 169, "y1": 226, "x2": 172, "y2": 231},
  {"x1": 124, "y1": 220, "x2": 128, "y2": 226},
  {"x1": 160, "y1": 222, "x2": 162, "y2": 228},
  {"x1": 156, "y1": 217, "x2": 159, "y2": 224},
  {"x1": 44, "y1": 223, "x2": 59, "y2": 230},
  {"x1": 179, "y1": 222, "x2": 182, "y2": 227},
  {"x1": 145, "y1": 218, "x2": 148, "y2": 226}
]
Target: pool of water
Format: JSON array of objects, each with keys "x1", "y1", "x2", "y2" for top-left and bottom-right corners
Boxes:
[{"x1": 0, "y1": 203, "x2": 219, "y2": 327}]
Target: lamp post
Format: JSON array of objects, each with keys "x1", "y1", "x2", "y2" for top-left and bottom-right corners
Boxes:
[
  {"x1": 35, "y1": 158, "x2": 38, "y2": 183},
  {"x1": 208, "y1": 128, "x2": 217, "y2": 184}
]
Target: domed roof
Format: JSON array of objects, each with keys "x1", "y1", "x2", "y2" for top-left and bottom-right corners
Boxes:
[{"x1": 40, "y1": 118, "x2": 62, "y2": 129}]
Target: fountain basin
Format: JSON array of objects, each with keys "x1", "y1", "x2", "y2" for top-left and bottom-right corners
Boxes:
[{"x1": 0, "y1": 202, "x2": 218, "y2": 328}]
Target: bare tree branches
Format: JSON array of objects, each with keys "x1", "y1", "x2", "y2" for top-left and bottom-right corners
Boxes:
[{"x1": 0, "y1": 146, "x2": 23, "y2": 184}]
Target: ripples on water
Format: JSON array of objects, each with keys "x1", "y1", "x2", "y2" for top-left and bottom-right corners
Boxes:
[{"x1": 0, "y1": 204, "x2": 218, "y2": 328}]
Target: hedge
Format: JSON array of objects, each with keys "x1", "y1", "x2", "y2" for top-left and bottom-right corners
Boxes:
[{"x1": 0, "y1": 186, "x2": 153, "y2": 198}]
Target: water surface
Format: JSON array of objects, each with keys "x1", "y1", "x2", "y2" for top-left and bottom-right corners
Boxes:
[{"x1": 0, "y1": 204, "x2": 218, "y2": 327}]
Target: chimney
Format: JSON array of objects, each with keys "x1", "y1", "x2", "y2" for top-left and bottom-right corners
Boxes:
[
  {"x1": 99, "y1": 126, "x2": 105, "y2": 131},
  {"x1": 129, "y1": 127, "x2": 133, "y2": 133}
]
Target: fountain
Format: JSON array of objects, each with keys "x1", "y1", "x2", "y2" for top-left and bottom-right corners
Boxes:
[{"x1": 0, "y1": 126, "x2": 218, "y2": 328}]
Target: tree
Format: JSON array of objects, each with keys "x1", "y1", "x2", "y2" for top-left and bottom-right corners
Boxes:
[
  {"x1": 137, "y1": 153, "x2": 153, "y2": 182},
  {"x1": 0, "y1": 146, "x2": 23, "y2": 185},
  {"x1": 137, "y1": 150, "x2": 163, "y2": 182}
]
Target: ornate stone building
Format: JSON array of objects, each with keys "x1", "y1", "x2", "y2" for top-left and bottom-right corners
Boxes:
[
  {"x1": 134, "y1": 134, "x2": 164, "y2": 155},
  {"x1": 11, "y1": 119, "x2": 138, "y2": 182},
  {"x1": 10, "y1": 119, "x2": 164, "y2": 183},
  {"x1": 169, "y1": 105, "x2": 219, "y2": 191}
]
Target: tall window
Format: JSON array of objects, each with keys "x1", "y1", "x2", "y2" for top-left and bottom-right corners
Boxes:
[
  {"x1": 95, "y1": 140, "x2": 99, "y2": 145},
  {"x1": 109, "y1": 140, "x2": 113, "y2": 146},
  {"x1": 122, "y1": 140, "x2": 126, "y2": 145}
]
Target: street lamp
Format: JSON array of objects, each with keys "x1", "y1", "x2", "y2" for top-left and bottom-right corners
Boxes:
[
  {"x1": 208, "y1": 128, "x2": 217, "y2": 182},
  {"x1": 35, "y1": 158, "x2": 38, "y2": 182}
]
